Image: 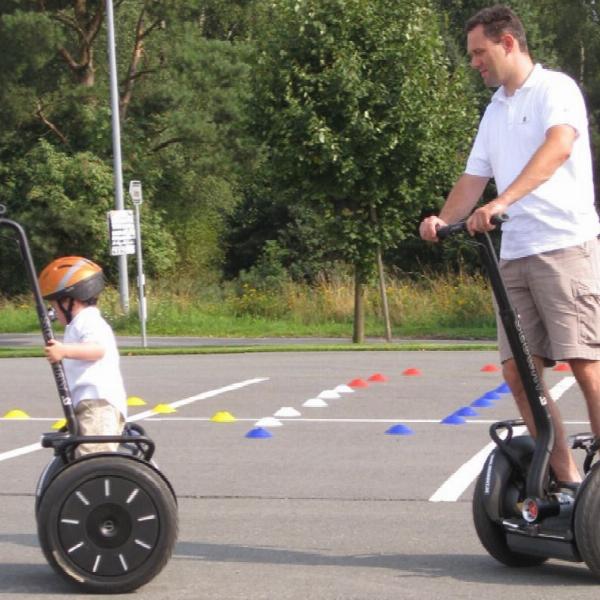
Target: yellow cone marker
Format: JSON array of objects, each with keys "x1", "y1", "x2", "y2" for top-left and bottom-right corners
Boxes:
[
  {"x1": 210, "y1": 411, "x2": 236, "y2": 423},
  {"x1": 52, "y1": 418, "x2": 67, "y2": 430},
  {"x1": 152, "y1": 403, "x2": 176, "y2": 414},
  {"x1": 3, "y1": 409, "x2": 30, "y2": 419},
  {"x1": 127, "y1": 396, "x2": 147, "y2": 407}
]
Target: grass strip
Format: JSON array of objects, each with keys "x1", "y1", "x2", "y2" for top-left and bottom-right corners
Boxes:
[{"x1": 0, "y1": 341, "x2": 497, "y2": 359}]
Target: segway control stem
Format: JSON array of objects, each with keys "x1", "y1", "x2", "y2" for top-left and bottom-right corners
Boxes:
[
  {"x1": 436, "y1": 215, "x2": 553, "y2": 500},
  {"x1": 0, "y1": 212, "x2": 78, "y2": 435}
]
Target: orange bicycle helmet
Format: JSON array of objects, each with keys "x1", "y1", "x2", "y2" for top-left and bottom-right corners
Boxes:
[{"x1": 39, "y1": 256, "x2": 105, "y2": 302}]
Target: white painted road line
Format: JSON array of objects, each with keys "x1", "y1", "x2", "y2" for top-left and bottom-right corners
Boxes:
[
  {"x1": 128, "y1": 377, "x2": 269, "y2": 422},
  {"x1": 429, "y1": 376, "x2": 577, "y2": 502},
  {"x1": 0, "y1": 377, "x2": 269, "y2": 464},
  {"x1": 0, "y1": 442, "x2": 43, "y2": 462}
]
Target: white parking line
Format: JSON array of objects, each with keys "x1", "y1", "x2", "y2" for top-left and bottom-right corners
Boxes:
[
  {"x1": 128, "y1": 378, "x2": 269, "y2": 422},
  {"x1": 0, "y1": 377, "x2": 269, "y2": 464},
  {"x1": 429, "y1": 376, "x2": 577, "y2": 502}
]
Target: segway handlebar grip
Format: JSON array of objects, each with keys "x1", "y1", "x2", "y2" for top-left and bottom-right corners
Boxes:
[
  {"x1": 435, "y1": 221, "x2": 466, "y2": 240},
  {"x1": 435, "y1": 214, "x2": 508, "y2": 240}
]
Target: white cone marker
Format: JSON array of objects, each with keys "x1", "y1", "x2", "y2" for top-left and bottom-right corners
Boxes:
[
  {"x1": 334, "y1": 384, "x2": 354, "y2": 394},
  {"x1": 274, "y1": 407, "x2": 301, "y2": 417},
  {"x1": 303, "y1": 398, "x2": 328, "y2": 408},
  {"x1": 318, "y1": 390, "x2": 341, "y2": 400}
]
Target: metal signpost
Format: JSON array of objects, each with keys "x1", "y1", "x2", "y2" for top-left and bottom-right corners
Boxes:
[
  {"x1": 129, "y1": 180, "x2": 148, "y2": 348},
  {"x1": 105, "y1": 0, "x2": 129, "y2": 313}
]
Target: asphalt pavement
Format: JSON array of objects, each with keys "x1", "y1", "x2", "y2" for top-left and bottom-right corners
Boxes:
[{"x1": 0, "y1": 350, "x2": 597, "y2": 599}]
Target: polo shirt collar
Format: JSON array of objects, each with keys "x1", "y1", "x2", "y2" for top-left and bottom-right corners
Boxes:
[{"x1": 492, "y1": 63, "x2": 543, "y2": 103}]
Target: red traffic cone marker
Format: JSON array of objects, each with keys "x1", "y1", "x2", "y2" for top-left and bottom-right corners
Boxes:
[
  {"x1": 368, "y1": 373, "x2": 388, "y2": 382},
  {"x1": 402, "y1": 368, "x2": 422, "y2": 376},
  {"x1": 481, "y1": 364, "x2": 500, "y2": 372},
  {"x1": 553, "y1": 363, "x2": 571, "y2": 372},
  {"x1": 349, "y1": 378, "x2": 368, "y2": 388}
]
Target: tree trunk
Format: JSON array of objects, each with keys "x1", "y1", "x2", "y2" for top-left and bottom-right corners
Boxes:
[
  {"x1": 353, "y1": 265, "x2": 364, "y2": 344},
  {"x1": 376, "y1": 248, "x2": 392, "y2": 342},
  {"x1": 369, "y1": 205, "x2": 392, "y2": 342}
]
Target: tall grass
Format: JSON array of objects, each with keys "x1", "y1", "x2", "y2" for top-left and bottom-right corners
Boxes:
[{"x1": 0, "y1": 271, "x2": 496, "y2": 339}]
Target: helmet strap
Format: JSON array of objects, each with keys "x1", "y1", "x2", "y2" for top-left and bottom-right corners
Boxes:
[{"x1": 57, "y1": 297, "x2": 75, "y2": 324}]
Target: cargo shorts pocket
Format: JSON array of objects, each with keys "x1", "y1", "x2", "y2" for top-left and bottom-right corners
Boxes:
[{"x1": 573, "y1": 279, "x2": 600, "y2": 345}]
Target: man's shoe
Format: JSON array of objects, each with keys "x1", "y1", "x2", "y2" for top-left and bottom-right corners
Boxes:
[{"x1": 554, "y1": 480, "x2": 581, "y2": 496}]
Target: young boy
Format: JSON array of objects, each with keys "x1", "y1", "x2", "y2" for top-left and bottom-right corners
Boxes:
[{"x1": 39, "y1": 256, "x2": 127, "y2": 456}]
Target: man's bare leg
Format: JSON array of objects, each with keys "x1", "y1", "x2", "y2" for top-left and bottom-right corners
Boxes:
[
  {"x1": 503, "y1": 357, "x2": 581, "y2": 484},
  {"x1": 569, "y1": 358, "x2": 600, "y2": 439}
]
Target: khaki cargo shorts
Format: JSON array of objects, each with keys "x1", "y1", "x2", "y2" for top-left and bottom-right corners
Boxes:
[
  {"x1": 74, "y1": 399, "x2": 126, "y2": 457},
  {"x1": 497, "y1": 238, "x2": 600, "y2": 364}
]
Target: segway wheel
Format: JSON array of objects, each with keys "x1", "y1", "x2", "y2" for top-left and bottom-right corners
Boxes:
[
  {"x1": 473, "y1": 474, "x2": 545, "y2": 567},
  {"x1": 574, "y1": 463, "x2": 600, "y2": 578},
  {"x1": 472, "y1": 441, "x2": 546, "y2": 568},
  {"x1": 37, "y1": 455, "x2": 177, "y2": 594}
]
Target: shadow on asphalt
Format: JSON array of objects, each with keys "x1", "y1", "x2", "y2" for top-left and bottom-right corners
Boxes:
[
  {"x1": 173, "y1": 541, "x2": 598, "y2": 586},
  {"x1": 0, "y1": 564, "x2": 72, "y2": 596},
  {"x1": 1, "y1": 536, "x2": 597, "y2": 593}
]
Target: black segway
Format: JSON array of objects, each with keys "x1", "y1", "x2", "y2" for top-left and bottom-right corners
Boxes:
[
  {"x1": 0, "y1": 207, "x2": 178, "y2": 593},
  {"x1": 437, "y1": 216, "x2": 600, "y2": 577}
]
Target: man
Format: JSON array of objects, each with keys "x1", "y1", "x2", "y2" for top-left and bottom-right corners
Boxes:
[{"x1": 419, "y1": 5, "x2": 600, "y2": 489}]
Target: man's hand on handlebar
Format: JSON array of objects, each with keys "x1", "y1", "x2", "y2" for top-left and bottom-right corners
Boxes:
[
  {"x1": 466, "y1": 199, "x2": 508, "y2": 235},
  {"x1": 419, "y1": 215, "x2": 448, "y2": 242}
]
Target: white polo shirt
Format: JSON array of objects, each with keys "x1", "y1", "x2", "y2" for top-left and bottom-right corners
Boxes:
[
  {"x1": 63, "y1": 306, "x2": 127, "y2": 419},
  {"x1": 465, "y1": 64, "x2": 599, "y2": 259}
]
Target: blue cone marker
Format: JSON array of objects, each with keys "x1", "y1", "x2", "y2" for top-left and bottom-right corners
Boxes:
[
  {"x1": 495, "y1": 382, "x2": 511, "y2": 394},
  {"x1": 455, "y1": 406, "x2": 478, "y2": 417},
  {"x1": 471, "y1": 395, "x2": 494, "y2": 408},
  {"x1": 385, "y1": 423, "x2": 414, "y2": 436},
  {"x1": 245, "y1": 427, "x2": 273, "y2": 439},
  {"x1": 441, "y1": 413, "x2": 466, "y2": 425}
]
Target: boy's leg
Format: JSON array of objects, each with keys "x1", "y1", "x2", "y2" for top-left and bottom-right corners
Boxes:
[{"x1": 74, "y1": 399, "x2": 126, "y2": 457}]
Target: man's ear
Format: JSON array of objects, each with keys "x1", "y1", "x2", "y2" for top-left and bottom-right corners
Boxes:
[{"x1": 501, "y1": 33, "x2": 516, "y2": 53}]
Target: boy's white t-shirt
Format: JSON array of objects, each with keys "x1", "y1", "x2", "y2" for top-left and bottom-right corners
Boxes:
[{"x1": 63, "y1": 306, "x2": 127, "y2": 419}]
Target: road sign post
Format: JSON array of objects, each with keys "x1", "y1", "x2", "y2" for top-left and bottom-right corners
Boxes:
[
  {"x1": 129, "y1": 180, "x2": 147, "y2": 348},
  {"x1": 105, "y1": 0, "x2": 129, "y2": 313}
]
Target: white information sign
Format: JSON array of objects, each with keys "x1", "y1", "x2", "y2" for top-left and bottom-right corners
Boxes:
[{"x1": 108, "y1": 209, "x2": 136, "y2": 256}]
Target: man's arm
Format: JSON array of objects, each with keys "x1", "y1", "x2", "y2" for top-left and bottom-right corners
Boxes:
[
  {"x1": 419, "y1": 173, "x2": 489, "y2": 241},
  {"x1": 467, "y1": 124, "x2": 576, "y2": 233}
]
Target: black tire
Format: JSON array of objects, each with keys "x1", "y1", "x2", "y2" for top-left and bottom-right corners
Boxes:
[
  {"x1": 574, "y1": 463, "x2": 600, "y2": 578},
  {"x1": 472, "y1": 440, "x2": 547, "y2": 567},
  {"x1": 37, "y1": 455, "x2": 178, "y2": 594},
  {"x1": 35, "y1": 455, "x2": 66, "y2": 515}
]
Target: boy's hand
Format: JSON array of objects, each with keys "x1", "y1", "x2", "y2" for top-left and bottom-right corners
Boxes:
[{"x1": 44, "y1": 339, "x2": 66, "y2": 363}]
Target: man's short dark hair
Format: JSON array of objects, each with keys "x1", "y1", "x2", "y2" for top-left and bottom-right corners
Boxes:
[{"x1": 465, "y1": 5, "x2": 528, "y2": 53}]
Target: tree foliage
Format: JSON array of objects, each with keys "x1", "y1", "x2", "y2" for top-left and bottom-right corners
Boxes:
[
  {"x1": 245, "y1": 0, "x2": 478, "y2": 283},
  {"x1": 0, "y1": 0, "x2": 257, "y2": 294},
  {"x1": 0, "y1": 0, "x2": 599, "y2": 301}
]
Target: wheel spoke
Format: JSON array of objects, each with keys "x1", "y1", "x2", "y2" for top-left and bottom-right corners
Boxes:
[
  {"x1": 92, "y1": 554, "x2": 101, "y2": 573},
  {"x1": 118, "y1": 553, "x2": 128, "y2": 572},
  {"x1": 134, "y1": 538, "x2": 152, "y2": 550}
]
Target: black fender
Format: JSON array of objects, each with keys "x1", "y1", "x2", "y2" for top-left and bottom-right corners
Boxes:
[
  {"x1": 35, "y1": 451, "x2": 177, "y2": 517},
  {"x1": 479, "y1": 435, "x2": 535, "y2": 521}
]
